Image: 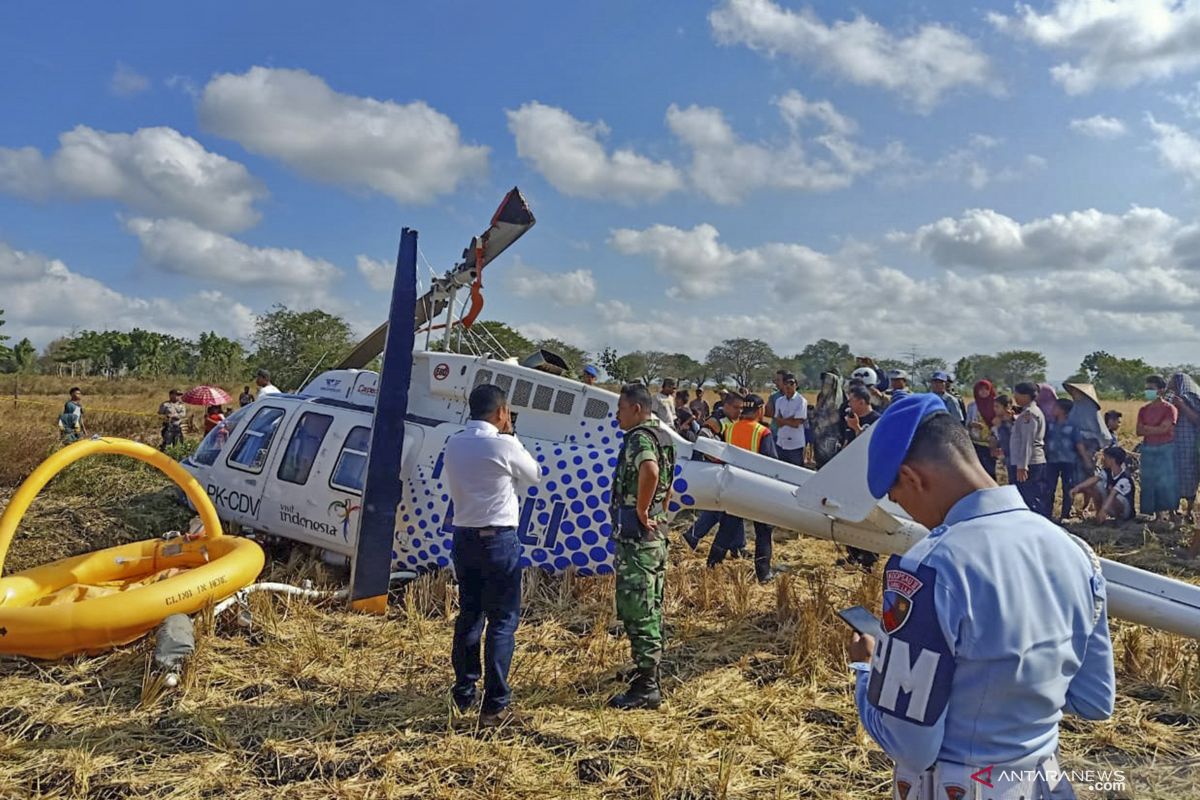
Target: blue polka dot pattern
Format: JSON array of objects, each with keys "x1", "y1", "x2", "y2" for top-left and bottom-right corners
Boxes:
[{"x1": 386, "y1": 401, "x2": 688, "y2": 581}]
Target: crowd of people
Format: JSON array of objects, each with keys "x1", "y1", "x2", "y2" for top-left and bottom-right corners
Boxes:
[{"x1": 635, "y1": 357, "x2": 1200, "y2": 549}]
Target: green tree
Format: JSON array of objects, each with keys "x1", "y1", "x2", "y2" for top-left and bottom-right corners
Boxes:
[
  {"x1": 1077, "y1": 351, "x2": 1156, "y2": 399},
  {"x1": 792, "y1": 339, "x2": 854, "y2": 388},
  {"x1": 598, "y1": 346, "x2": 629, "y2": 383},
  {"x1": 953, "y1": 356, "x2": 976, "y2": 388},
  {"x1": 706, "y1": 338, "x2": 778, "y2": 390},
  {"x1": 196, "y1": 331, "x2": 246, "y2": 382},
  {"x1": 957, "y1": 351, "x2": 1047, "y2": 391},
  {"x1": 535, "y1": 337, "x2": 589, "y2": 377},
  {"x1": 253, "y1": 305, "x2": 354, "y2": 390},
  {"x1": 663, "y1": 353, "x2": 705, "y2": 388},
  {"x1": 0, "y1": 309, "x2": 10, "y2": 366},
  {"x1": 8, "y1": 338, "x2": 36, "y2": 373}
]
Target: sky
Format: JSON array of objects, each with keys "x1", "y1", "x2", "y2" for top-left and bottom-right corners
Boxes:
[{"x1": 5, "y1": 1, "x2": 1200, "y2": 379}]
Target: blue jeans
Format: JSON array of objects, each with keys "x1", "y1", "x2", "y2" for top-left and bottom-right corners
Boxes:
[
  {"x1": 708, "y1": 516, "x2": 773, "y2": 578},
  {"x1": 451, "y1": 526, "x2": 521, "y2": 713},
  {"x1": 685, "y1": 509, "x2": 723, "y2": 546},
  {"x1": 1045, "y1": 462, "x2": 1075, "y2": 519},
  {"x1": 777, "y1": 446, "x2": 806, "y2": 467}
]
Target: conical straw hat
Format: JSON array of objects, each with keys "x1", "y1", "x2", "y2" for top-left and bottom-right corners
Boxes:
[{"x1": 1063, "y1": 382, "x2": 1101, "y2": 407}]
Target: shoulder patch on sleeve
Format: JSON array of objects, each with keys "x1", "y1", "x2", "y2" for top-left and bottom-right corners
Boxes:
[{"x1": 868, "y1": 560, "x2": 955, "y2": 727}]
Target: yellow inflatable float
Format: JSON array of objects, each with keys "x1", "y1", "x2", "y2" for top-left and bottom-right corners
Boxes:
[{"x1": 0, "y1": 438, "x2": 264, "y2": 659}]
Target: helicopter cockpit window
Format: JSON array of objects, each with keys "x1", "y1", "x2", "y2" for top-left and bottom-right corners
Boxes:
[
  {"x1": 278, "y1": 412, "x2": 334, "y2": 485},
  {"x1": 330, "y1": 425, "x2": 371, "y2": 493},
  {"x1": 192, "y1": 406, "x2": 253, "y2": 466},
  {"x1": 227, "y1": 407, "x2": 286, "y2": 473}
]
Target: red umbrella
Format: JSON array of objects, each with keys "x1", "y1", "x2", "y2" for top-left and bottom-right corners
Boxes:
[{"x1": 181, "y1": 385, "x2": 233, "y2": 406}]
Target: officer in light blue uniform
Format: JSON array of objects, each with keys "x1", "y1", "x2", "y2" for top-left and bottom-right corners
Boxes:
[{"x1": 848, "y1": 393, "x2": 1115, "y2": 799}]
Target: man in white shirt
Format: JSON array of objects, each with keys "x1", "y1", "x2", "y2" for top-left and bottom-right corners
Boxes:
[
  {"x1": 255, "y1": 368, "x2": 280, "y2": 397},
  {"x1": 773, "y1": 372, "x2": 808, "y2": 467},
  {"x1": 652, "y1": 378, "x2": 677, "y2": 424},
  {"x1": 443, "y1": 383, "x2": 541, "y2": 727}
]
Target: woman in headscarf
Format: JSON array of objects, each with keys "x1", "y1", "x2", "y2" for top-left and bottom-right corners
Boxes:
[
  {"x1": 811, "y1": 370, "x2": 847, "y2": 469},
  {"x1": 1036, "y1": 383, "x2": 1059, "y2": 419},
  {"x1": 1168, "y1": 372, "x2": 1200, "y2": 521},
  {"x1": 1064, "y1": 383, "x2": 1108, "y2": 512},
  {"x1": 965, "y1": 380, "x2": 998, "y2": 477}
]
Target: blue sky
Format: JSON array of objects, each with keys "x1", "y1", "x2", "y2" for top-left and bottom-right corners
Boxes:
[{"x1": 5, "y1": 1, "x2": 1200, "y2": 378}]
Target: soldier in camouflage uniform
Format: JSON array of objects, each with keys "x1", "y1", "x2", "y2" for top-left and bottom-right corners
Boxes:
[{"x1": 609, "y1": 383, "x2": 677, "y2": 710}]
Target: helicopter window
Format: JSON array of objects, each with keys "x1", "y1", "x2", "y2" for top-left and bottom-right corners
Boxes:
[
  {"x1": 532, "y1": 385, "x2": 553, "y2": 410},
  {"x1": 554, "y1": 391, "x2": 575, "y2": 415},
  {"x1": 330, "y1": 425, "x2": 371, "y2": 493},
  {"x1": 473, "y1": 369, "x2": 493, "y2": 388},
  {"x1": 512, "y1": 379, "x2": 533, "y2": 407},
  {"x1": 584, "y1": 398, "x2": 609, "y2": 419},
  {"x1": 278, "y1": 412, "x2": 334, "y2": 485},
  {"x1": 227, "y1": 407, "x2": 286, "y2": 473},
  {"x1": 494, "y1": 373, "x2": 513, "y2": 395},
  {"x1": 192, "y1": 406, "x2": 253, "y2": 466}
]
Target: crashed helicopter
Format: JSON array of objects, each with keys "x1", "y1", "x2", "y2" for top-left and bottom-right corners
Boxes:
[{"x1": 182, "y1": 187, "x2": 1200, "y2": 641}]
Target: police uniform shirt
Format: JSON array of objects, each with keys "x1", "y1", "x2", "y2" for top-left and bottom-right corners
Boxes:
[{"x1": 854, "y1": 485, "x2": 1115, "y2": 771}]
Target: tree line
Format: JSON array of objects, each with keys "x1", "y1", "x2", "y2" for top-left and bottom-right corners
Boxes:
[{"x1": 2, "y1": 307, "x2": 1191, "y2": 399}]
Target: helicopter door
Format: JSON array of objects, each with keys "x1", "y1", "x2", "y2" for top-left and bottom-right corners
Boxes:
[
  {"x1": 255, "y1": 410, "x2": 339, "y2": 548},
  {"x1": 218, "y1": 403, "x2": 290, "y2": 525}
]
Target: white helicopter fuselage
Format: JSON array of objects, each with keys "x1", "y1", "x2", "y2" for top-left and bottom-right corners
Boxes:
[{"x1": 184, "y1": 352, "x2": 640, "y2": 575}]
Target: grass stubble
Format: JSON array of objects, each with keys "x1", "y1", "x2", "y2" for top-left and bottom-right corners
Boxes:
[{"x1": 0, "y1": 389, "x2": 1197, "y2": 798}]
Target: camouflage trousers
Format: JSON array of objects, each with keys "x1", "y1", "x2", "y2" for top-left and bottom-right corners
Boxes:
[{"x1": 614, "y1": 537, "x2": 668, "y2": 670}]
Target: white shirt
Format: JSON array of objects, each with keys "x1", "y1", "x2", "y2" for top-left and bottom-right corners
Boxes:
[
  {"x1": 652, "y1": 393, "x2": 674, "y2": 424},
  {"x1": 257, "y1": 383, "x2": 280, "y2": 397},
  {"x1": 774, "y1": 392, "x2": 808, "y2": 451},
  {"x1": 443, "y1": 419, "x2": 541, "y2": 528}
]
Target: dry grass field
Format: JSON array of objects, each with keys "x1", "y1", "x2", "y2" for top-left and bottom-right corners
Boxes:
[{"x1": 0, "y1": 380, "x2": 1198, "y2": 798}]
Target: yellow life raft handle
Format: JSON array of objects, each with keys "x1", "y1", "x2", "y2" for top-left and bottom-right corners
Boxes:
[{"x1": 0, "y1": 437, "x2": 224, "y2": 577}]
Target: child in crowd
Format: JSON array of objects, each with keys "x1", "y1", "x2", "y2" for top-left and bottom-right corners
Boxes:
[
  {"x1": 1071, "y1": 446, "x2": 1135, "y2": 524},
  {"x1": 1045, "y1": 398, "x2": 1079, "y2": 522},
  {"x1": 1138, "y1": 375, "x2": 1179, "y2": 523},
  {"x1": 204, "y1": 404, "x2": 225, "y2": 435}
]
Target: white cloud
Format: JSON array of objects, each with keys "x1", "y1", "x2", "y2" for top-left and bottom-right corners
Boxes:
[
  {"x1": 1148, "y1": 115, "x2": 1200, "y2": 183},
  {"x1": 594, "y1": 214, "x2": 1200, "y2": 375},
  {"x1": 0, "y1": 240, "x2": 255, "y2": 346},
  {"x1": 609, "y1": 222, "x2": 843, "y2": 299},
  {"x1": 1069, "y1": 114, "x2": 1127, "y2": 139},
  {"x1": 357, "y1": 255, "x2": 394, "y2": 292},
  {"x1": 895, "y1": 206, "x2": 1181, "y2": 271},
  {"x1": 666, "y1": 93, "x2": 885, "y2": 202},
  {"x1": 125, "y1": 217, "x2": 341, "y2": 288},
  {"x1": 110, "y1": 63, "x2": 150, "y2": 97},
  {"x1": 199, "y1": 66, "x2": 488, "y2": 203},
  {"x1": 884, "y1": 133, "x2": 1044, "y2": 190},
  {"x1": 991, "y1": 0, "x2": 1200, "y2": 94},
  {"x1": 0, "y1": 126, "x2": 264, "y2": 232},
  {"x1": 507, "y1": 262, "x2": 596, "y2": 305},
  {"x1": 506, "y1": 102, "x2": 683, "y2": 203},
  {"x1": 710, "y1": 0, "x2": 995, "y2": 111}
]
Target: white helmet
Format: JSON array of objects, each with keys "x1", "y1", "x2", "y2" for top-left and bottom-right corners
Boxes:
[{"x1": 851, "y1": 367, "x2": 877, "y2": 385}]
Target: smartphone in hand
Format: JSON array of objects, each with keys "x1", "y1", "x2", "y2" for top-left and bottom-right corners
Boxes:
[{"x1": 837, "y1": 605, "x2": 884, "y2": 641}]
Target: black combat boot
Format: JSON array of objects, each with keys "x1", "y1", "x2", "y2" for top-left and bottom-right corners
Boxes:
[{"x1": 608, "y1": 667, "x2": 661, "y2": 710}]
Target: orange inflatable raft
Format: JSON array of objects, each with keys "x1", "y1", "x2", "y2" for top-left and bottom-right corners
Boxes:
[{"x1": 0, "y1": 438, "x2": 264, "y2": 659}]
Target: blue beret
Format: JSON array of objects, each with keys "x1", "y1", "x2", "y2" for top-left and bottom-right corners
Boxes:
[
  {"x1": 867, "y1": 393, "x2": 951, "y2": 499},
  {"x1": 583, "y1": 364, "x2": 599, "y2": 377}
]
